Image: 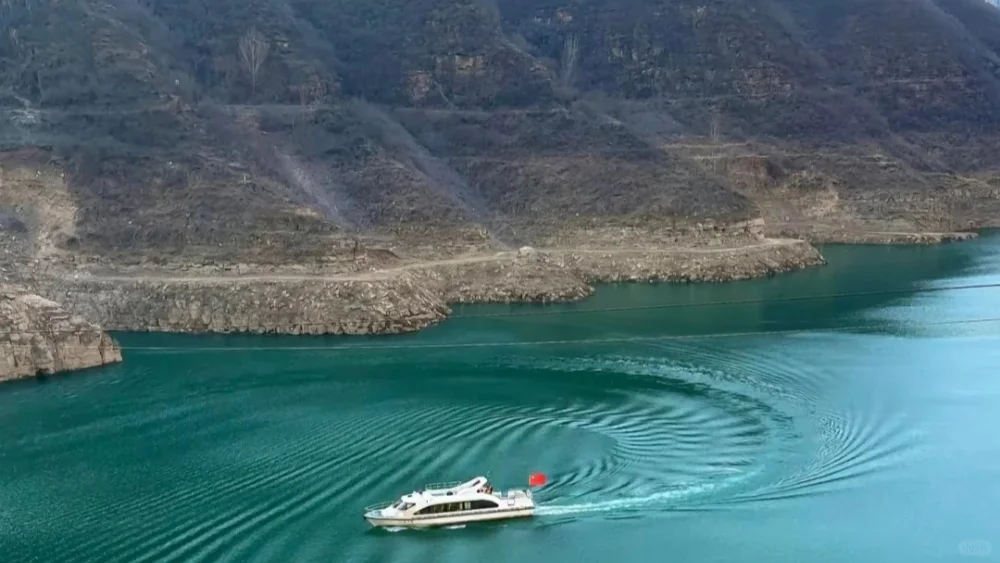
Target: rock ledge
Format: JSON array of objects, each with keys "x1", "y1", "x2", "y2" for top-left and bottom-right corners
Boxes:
[{"x1": 1, "y1": 286, "x2": 122, "y2": 382}]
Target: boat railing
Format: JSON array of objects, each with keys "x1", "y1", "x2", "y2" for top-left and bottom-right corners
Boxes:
[
  {"x1": 364, "y1": 501, "x2": 394, "y2": 512},
  {"x1": 423, "y1": 480, "x2": 464, "y2": 491}
]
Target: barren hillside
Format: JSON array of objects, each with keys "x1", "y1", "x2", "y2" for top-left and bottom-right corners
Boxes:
[{"x1": 2, "y1": 0, "x2": 1000, "y2": 269}]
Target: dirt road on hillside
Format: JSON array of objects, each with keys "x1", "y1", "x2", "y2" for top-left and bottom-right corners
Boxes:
[{"x1": 78, "y1": 239, "x2": 803, "y2": 284}]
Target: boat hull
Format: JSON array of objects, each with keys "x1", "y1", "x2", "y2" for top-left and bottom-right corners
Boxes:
[{"x1": 366, "y1": 507, "x2": 534, "y2": 528}]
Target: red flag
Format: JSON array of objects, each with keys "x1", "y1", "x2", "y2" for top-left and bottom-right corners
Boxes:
[{"x1": 528, "y1": 472, "x2": 547, "y2": 487}]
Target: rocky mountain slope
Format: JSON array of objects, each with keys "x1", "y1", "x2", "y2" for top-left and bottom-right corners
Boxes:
[
  {"x1": 0, "y1": 0, "x2": 998, "y2": 350},
  {"x1": 1, "y1": 0, "x2": 998, "y2": 269},
  {"x1": 0, "y1": 286, "x2": 122, "y2": 381}
]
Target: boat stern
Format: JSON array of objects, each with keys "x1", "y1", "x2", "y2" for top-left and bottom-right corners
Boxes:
[{"x1": 504, "y1": 488, "x2": 535, "y2": 508}]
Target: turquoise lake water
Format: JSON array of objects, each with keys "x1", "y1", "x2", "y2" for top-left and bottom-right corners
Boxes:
[{"x1": 2, "y1": 236, "x2": 999, "y2": 562}]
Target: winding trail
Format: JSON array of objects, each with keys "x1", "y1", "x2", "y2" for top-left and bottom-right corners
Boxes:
[{"x1": 80, "y1": 238, "x2": 803, "y2": 284}]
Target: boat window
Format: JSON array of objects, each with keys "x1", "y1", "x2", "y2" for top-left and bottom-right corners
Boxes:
[
  {"x1": 415, "y1": 499, "x2": 501, "y2": 515},
  {"x1": 416, "y1": 502, "x2": 466, "y2": 515},
  {"x1": 399, "y1": 502, "x2": 414, "y2": 511}
]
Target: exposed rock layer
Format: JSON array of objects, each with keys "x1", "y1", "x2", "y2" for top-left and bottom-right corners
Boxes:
[
  {"x1": 0, "y1": 286, "x2": 122, "y2": 382},
  {"x1": 782, "y1": 231, "x2": 979, "y2": 245},
  {"x1": 31, "y1": 239, "x2": 825, "y2": 335},
  {"x1": 36, "y1": 277, "x2": 451, "y2": 336}
]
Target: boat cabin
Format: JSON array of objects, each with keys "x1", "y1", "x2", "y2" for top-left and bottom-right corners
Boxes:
[
  {"x1": 408, "y1": 498, "x2": 501, "y2": 515},
  {"x1": 382, "y1": 476, "x2": 509, "y2": 517}
]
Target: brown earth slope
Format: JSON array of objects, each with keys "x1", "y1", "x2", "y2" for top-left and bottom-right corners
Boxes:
[{"x1": 1, "y1": 0, "x2": 998, "y2": 264}]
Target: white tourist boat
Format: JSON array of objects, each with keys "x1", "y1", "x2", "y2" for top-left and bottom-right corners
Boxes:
[{"x1": 363, "y1": 475, "x2": 543, "y2": 528}]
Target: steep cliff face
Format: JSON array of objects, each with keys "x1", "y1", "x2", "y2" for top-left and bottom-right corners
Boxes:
[{"x1": 0, "y1": 286, "x2": 122, "y2": 381}]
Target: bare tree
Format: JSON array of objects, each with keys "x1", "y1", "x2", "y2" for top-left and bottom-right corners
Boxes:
[
  {"x1": 710, "y1": 112, "x2": 722, "y2": 174},
  {"x1": 560, "y1": 33, "x2": 580, "y2": 88},
  {"x1": 298, "y1": 74, "x2": 326, "y2": 107},
  {"x1": 238, "y1": 27, "x2": 270, "y2": 96}
]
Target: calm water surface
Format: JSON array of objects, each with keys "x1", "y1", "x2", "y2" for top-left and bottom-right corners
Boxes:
[{"x1": 2, "y1": 236, "x2": 1000, "y2": 562}]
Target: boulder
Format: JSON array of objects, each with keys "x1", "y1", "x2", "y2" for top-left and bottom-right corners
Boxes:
[{"x1": 1, "y1": 285, "x2": 122, "y2": 382}]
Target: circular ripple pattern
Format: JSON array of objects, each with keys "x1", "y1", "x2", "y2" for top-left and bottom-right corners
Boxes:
[{"x1": 0, "y1": 337, "x2": 919, "y2": 563}]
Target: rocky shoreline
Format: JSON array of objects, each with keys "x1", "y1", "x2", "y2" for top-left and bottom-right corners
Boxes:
[
  {"x1": 776, "y1": 230, "x2": 980, "y2": 245},
  {"x1": 36, "y1": 277, "x2": 452, "y2": 336},
  {"x1": 30, "y1": 239, "x2": 825, "y2": 337},
  {"x1": 7, "y1": 226, "x2": 995, "y2": 380},
  {"x1": 0, "y1": 286, "x2": 122, "y2": 382}
]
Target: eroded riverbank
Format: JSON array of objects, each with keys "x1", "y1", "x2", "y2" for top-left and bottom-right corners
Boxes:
[{"x1": 29, "y1": 239, "x2": 824, "y2": 335}]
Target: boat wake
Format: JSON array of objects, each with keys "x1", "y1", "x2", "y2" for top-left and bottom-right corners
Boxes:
[
  {"x1": 513, "y1": 343, "x2": 917, "y2": 516},
  {"x1": 535, "y1": 467, "x2": 763, "y2": 517},
  {"x1": 0, "y1": 324, "x2": 925, "y2": 561}
]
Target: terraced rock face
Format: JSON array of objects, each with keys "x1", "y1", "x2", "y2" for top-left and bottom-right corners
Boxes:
[
  {"x1": 2, "y1": 0, "x2": 999, "y2": 266},
  {"x1": 0, "y1": 287, "x2": 122, "y2": 381}
]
